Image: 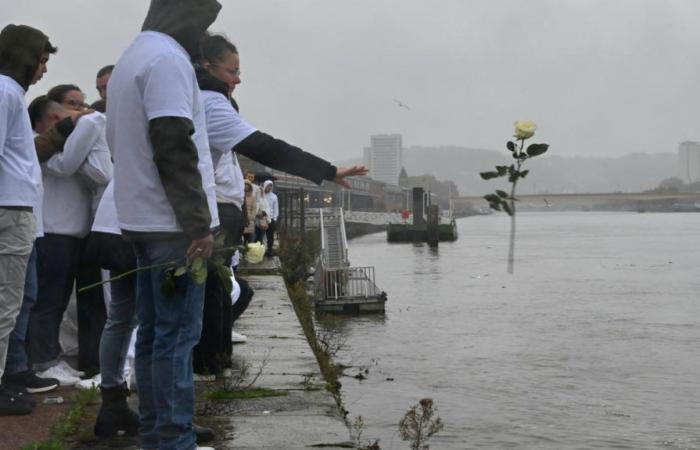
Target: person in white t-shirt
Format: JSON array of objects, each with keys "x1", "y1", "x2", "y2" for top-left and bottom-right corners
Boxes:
[
  {"x1": 0, "y1": 23, "x2": 57, "y2": 416},
  {"x1": 193, "y1": 33, "x2": 367, "y2": 370},
  {"x1": 106, "y1": 1, "x2": 222, "y2": 449},
  {"x1": 25, "y1": 95, "x2": 111, "y2": 384},
  {"x1": 43, "y1": 84, "x2": 112, "y2": 376}
]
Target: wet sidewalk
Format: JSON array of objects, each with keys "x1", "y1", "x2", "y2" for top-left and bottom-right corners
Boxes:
[
  {"x1": 73, "y1": 256, "x2": 352, "y2": 450},
  {"x1": 200, "y1": 258, "x2": 351, "y2": 449}
]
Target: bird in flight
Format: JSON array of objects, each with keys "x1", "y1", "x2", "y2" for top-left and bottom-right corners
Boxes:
[{"x1": 393, "y1": 98, "x2": 410, "y2": 110}]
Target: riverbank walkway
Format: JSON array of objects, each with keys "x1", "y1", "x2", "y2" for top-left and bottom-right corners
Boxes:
[
  {"x1": 9, "y1": 257, "x2": 351, "y2": 450},
  {"x1": 200, "y1": 257, "x2": 351, "y2": 449}
]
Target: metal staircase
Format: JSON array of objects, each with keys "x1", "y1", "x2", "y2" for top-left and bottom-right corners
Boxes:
[
  {"x1": 319, "y1": 207, "x2": 349, "y2": 269},
  {"x1": 315, "y1": 207, "x2": 386, "y2": 313}
]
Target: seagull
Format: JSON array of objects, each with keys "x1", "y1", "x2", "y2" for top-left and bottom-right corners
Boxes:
[{"x1": 393, "y1": 98, "x2": 410, "y2": 110}]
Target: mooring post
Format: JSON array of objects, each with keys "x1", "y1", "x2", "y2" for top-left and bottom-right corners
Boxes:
[
  {"x1": 427, "y1": 204, "x2": 439, "y2": 247},
  {"x1": 412, "y1": 187, "x2": 425, "y2": 227}
]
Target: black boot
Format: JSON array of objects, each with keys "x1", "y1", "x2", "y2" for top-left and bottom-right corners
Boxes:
[
  {"x1": 194, "y1": 423, "x2": 215, "y2": 443},
  {"x1": 94, "y1": 383, "x2": 140, "y2": 437}
]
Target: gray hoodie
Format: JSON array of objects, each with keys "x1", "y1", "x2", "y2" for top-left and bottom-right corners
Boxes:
[{"x1": 135, "y1": 0, "x2": 222, "y2": 240}]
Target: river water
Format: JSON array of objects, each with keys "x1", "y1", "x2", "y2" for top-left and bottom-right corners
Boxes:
[{"x1": 323, "y1": 212, "x2": 700, "y2": 450}]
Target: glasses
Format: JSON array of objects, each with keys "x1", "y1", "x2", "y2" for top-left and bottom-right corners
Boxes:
[
  {"x1": 212, "y1": 63, "x2": 241, "y2": 77},
  {"x1": 64, "y1": 99, "x2": 89, "y2": 110}
]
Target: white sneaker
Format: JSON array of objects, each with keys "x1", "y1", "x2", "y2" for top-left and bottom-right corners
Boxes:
[
  {"x1": 75, "y1": 373, "x2": 101, "y2": 390},
  {"x1": 36, "y1": 365, "x2": 80, "y2": 386},
  {"x1": 58, "y1": 360, "x2": 85, "y2": 378},
  {"x1": 231, "y1": 331, "x2": 248, "y2": 344}
]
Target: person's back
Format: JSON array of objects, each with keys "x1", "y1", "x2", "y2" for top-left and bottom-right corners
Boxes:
[
  {"x1": 105, "y1": 1, "x2": 222, "y2": 449},
  {"x1": 42, "y1": 111, "x2": 107, "y2": 238},
  {"x1": 107, "y1": 32, "x2": 218, "y2": 233}
]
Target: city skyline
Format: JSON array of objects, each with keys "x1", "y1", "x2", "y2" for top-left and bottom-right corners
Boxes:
[{"x1": 5, "y1": 0, "x2": 700, "y2": 163}]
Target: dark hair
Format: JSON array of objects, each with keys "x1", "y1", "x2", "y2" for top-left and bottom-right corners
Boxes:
[
  {"x1": 199, "y1": 33, "x2": 238, "y2": 65},
  {"x1": 27, "y1": 95, "x2": 53, "y2": 129},
  {"x1": 96, "y1": 64, "x2": 114, "y2": 78},
  {"x1": 47, "y1": 84, "x2": 82, "y2": 103},
  {"x1": 44, "y1": 40, "x2": 57, "y2": 54},
  {"x1": 90, "y1": 99, "x2": 106, "y2": 113}
]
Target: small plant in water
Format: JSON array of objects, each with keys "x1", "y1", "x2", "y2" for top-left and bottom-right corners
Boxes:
[
  {"x1": 351, "y1": 416, "x2": 382, "y2": 450},
  {"x1": 481, "y1": 120, "x2": 549, "y2": 274},
  {"x1": 398, "y1": 398, "x2": 444, "y2": 450}
]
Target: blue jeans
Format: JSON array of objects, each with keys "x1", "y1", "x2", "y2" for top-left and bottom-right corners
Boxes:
[
  {"x1": 99, "y1": 273, "x2": 136, "y2": 388},
  {"x1": 5, "y1": 245, "x2": 36, "y2": 375},
  {"x1": 132, "y1": 238, "x2": 205, "y2": 450},
  {"x1": 95, "y1": 232, "x2": 138, "y2": 389}
]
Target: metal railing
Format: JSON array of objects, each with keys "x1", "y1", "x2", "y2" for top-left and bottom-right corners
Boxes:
[
  {"x1": 339, "y1": 207, "x2": 349, "y2": 264},
  {"x1": 315, "y1": 266, "x2": 380, "y2": 301}
]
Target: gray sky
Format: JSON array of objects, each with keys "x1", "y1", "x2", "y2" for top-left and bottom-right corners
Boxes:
[{"x1": 5, "y1": 0, "x2": 700, "y2": 163}]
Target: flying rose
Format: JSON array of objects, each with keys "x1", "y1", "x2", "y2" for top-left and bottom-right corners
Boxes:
[{"x1": 514, "y1": 120, "x2": 537, "y2": 140}]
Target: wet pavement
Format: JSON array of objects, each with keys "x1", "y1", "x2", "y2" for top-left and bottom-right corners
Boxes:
[{"x1": 74, "y1": 256, "x2": 351, "y2": 449}]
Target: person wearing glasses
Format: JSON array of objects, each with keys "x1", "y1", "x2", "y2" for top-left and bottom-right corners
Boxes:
[
  {"x1": 26, "y1": 93, "x2": 112, "y2": 385},
  {"x1": 192, "y1": 32, "x2": 367, "y2": 377},
  {"x1": 47, "y1": 84, "x2": 89, "y2": 111}
]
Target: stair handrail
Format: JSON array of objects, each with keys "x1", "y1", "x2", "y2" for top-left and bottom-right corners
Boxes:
[{"x1": 339, "y1": 207, "x2": 349, "y2": 266}]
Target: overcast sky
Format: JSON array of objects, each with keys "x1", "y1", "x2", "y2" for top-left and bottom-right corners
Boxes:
[{"x1": 5, "y1": 0, "x2": 700, "y2": 163}]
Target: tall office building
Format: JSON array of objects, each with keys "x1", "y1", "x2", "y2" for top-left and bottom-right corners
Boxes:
[
  {"x1": 364, "y1": 134, "x2": 403, "y2": 186},
  {"x1": 679, "y1": 141, "x2": 700, "y2": 183}
]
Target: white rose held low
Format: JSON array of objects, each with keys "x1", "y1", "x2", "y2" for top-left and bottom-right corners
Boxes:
[{"x1": 514, "y1": 120, "x2": 537, "y2": 140}]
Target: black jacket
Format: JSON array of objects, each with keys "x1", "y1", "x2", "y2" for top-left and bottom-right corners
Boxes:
[
  {"x1": 195, "y1": 67, "x2": 338, "y2": 185},
  {"x1": 137, "y1": 0, "x2": 222, "y2": 240}
]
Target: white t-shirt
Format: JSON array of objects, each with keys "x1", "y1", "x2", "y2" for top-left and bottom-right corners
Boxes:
[
  {"x1": 0, "y1": 75, "x2": 42, "y2": 211},
  {"x1": 92, "y1": 180, "x2": 120, "y2": 235},
  {"x1": 201, "y1": 90, "x2": 255, "y2": 207},
  {"x1": 107, "y1": 31, "x2": 219, "y2": 234},
  {"x1": 42, "y1": 112, "x2": 111, "y2": 238},
  {"x1": 214, "y1": 152, "x2": 245, "y2": 207},
  {"x1": 201, "y1": 90, "x2": 256, "y2": 169}
]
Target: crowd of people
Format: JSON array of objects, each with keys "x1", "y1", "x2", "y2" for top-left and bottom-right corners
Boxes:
[{"x1": 0, "y1": 1, "x2": 366, "y2": 449}]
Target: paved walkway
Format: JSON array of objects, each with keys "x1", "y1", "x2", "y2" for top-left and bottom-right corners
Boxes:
[
  {"x1": 201, "y1": 258, "x2": 351, "y2": 449},
  {"x1": 72, "y1": 257, "x2": 351, "y2": 449}
]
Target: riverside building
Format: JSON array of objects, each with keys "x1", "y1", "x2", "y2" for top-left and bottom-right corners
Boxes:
[{"x1": 364, "y1": 134, "x2": 403, "y2": 186}]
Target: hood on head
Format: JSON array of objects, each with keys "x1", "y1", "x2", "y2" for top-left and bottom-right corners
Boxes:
[
  {"x1": 142, "y1": 0, "x2": 222, "y2": 59},
  {"x1": 0, "y1": 24, "x2": 54, "y2": 90},
  {"x1": 263, "y1": 180, "x2": 274, "y2": 191}
]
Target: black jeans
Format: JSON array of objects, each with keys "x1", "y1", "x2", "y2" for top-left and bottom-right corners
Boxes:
[
  {"x1": 193, "y1": 203, "x2": 243, "y2": 375},
  {"x1": 265, "y1": 219, "x2": 276, "y2": 252},
  {"x1": 217, "y1": 203, "x2": 244, "y2": 256},
  {"x1": 28, "y1": 234, "x2": 82, "y2": 369}
]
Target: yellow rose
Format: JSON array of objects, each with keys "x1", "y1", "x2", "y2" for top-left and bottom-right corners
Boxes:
[{"x1": 514, "y1": 120, "x2": 537, "y2": 140}]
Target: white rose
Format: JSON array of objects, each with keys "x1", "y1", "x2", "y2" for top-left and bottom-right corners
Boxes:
[{"x1": 514, "y1": 120, "x2": 537, "y2": 140}]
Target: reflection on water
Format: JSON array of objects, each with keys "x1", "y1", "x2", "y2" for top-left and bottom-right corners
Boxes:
[{"x1": 320, "y1": 212, "x2": 700, "y2": 450}]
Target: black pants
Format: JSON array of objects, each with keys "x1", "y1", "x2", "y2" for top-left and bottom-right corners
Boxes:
[
  {"x1": 29, "y1": 234, "x2": 82, "y2": 368},
  {"x1": 265, "y1": 220, "x2": 276, "y2": 253},
  {"x1": 217, "y1": 203, "x2": 244, "y2": 255},
  {"x1": 193, "y1": 203, "x2": 244, "y2": 375},
  {"x1": 231, "y1": 277, "x2": 253, "y2": 323},
  {"x1": 193, "y1": 266, "x2": 230, "y2": 375},
  {"x1": 75, "y1": 236, "x2": 107, "y2": 373}
]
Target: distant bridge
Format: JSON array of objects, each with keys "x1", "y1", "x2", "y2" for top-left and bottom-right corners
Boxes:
[{"x1": 455, "y1": 192, "x2": 700, "y2": 205}]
